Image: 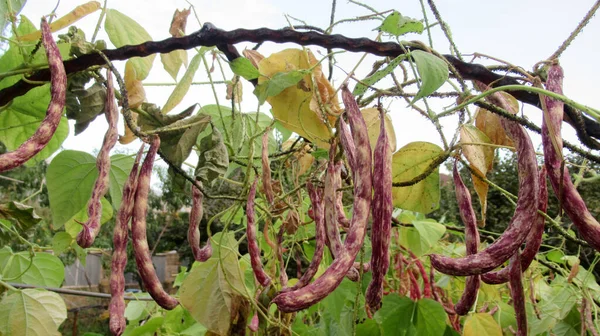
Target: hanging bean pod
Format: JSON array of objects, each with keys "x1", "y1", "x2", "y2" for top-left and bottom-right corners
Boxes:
[
  {"x1": 247, "y1": 179, "x2": 272, "y2": 287},
  {"x1": 188, "y1": 184, "x2": 212, "y2": 262},
  {"x1": 0, "y1": 18, "x2": 66, "y2": 172},
  {"x1": 131, "y1": 135, "x2": 179, "y2": 310}
]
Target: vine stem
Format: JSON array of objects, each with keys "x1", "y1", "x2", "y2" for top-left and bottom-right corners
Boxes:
[{"x1": 548, "y1": 0, "x2": 600, "y2": 60}]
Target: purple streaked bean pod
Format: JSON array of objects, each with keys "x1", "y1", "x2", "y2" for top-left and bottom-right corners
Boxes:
[
  {"x1": 482, "y1": 167, "x2": 547, "y2": 285},
  {"x1": 109, "y1": 144, "x2": 145, "y2": 336},
  {"x1": 247, "y1": 179, "x2": 272, "y2": 287},
  {"x1": 451, "y1": 162, "x2": 481, "y2": 315},
  {"x1": 365, "y1": 108, "x2": 393, "y2": 314},
  {"x1": 509, "y1": 252, "x2": 526, "y2": 336},
  {"x1": 272, "y1": 85, "x2": 372, "y2": 312},
  {"x1": 430, "y1": 103, "x2": 539, "y2": 276},
  {"x1": 77, "y1": 69, "x2": 120, "y2": 248},
  {"x1": 282, "y1": 181, "x2": 325, "y2": 292},
  {"x1": 541, "y1": 64, "x2": 600, "y2": 252},
  {"x1": 132, "y1": 135, "x2": 179, "y2": 310},
  {"x1": 338, "y1": 116, "x2": 356, "y2": 171},
  {"x1": 188, "y1": 184, "x2": 212, "y2": 262},
  {"x1": 0, "y1": 19, "x2": 66, "y2": 173}
]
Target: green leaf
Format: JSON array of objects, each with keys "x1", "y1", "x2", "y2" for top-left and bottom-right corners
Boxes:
[
  {"x1": 161, "y1": 49, "x2": 189, "y2": 81},
  {"x1": 410, "y1": 50, "x2": 448, "y2": 103},
  {"x1": 353, "y1": 55, "x2": 406, "y2": 96},
  {"x1": 374, "y1": 294, "x2": 414, "y2": 335},
  {"x1": 51, "y1": 232, "x2": 73, "y2": 256},
  {"x1": 463, "y1": 313, "x2": 502, "y2": 336},
  {"x1": 414, "y1": 299, "x2": 446, "y2": 336},
  {"x1": 179, "y1": 232, "x2": 248, "y2": 335},
  {"x1": 0, "y1": 247, "x2": 64, "y2": 287},
  {"x1": 180, "y1": 323, "x2": 208, "y2": 336},
  {"x1": 552, "y1": 306, "x2": 582, "y2": 336},
  {"x1": 379, "y1": 11, "x2": 424, "y2": 37},
  {"x1": 400, "y1": 219, "x2": 446, "y2": 257},
  {"x1": 64, "y1": 198, "x2": 113, "y2": 238},
  {"x1": 126, "y1": 316, "x2": 164, "y2": 336},
  {"x1": 253, "y1": 70, "x2": 308, "y2": 105},
  {"x1": 104, "y1": 9, "x2": 155, "y2": 80},
  {"x1": 124, "y1": 300, "x2": 155, "y2": 322},
  {"x1": 0, "y1": 84, "x2": 69, "y2": 166},
  {"x1": 356, "y1": 319, "x2": 381, "y2": 336},
  {"x1": 318, "y1": 279, "x2": 360, "y2": 336},
  {"x1": 0, "y1": 0, "x2": 27, "y2": 34},
  {"x1": 46, "y1": 150, "x2": 134, "y2": 228},
  {"x1": 162, "y1": 51, "x2": 204, "y2": 114},
  {"x1": 391, "y1": 142, "x2": 443, "y2": 214},
  {"x1": 0, "y1": 289, "x2": 66, "y2": 336},
  {"x1": 196, "y1": 125, "x2": 229, "y2": 186},
  {"x1": 229, "y1": 57, "x2": 260, "y2": 80}
]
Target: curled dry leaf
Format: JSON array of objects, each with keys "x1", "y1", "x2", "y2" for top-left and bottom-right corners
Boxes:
[
  {"x1": 169, "y1": 8, "x2": 191, "y2": 37},
  {"x1": 243, "y1": 49, "x2": 265, "y2": 68}
]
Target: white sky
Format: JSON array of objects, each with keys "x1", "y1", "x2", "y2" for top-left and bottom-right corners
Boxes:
[{"x1": 16, "y1": 0, "x2": 600, "y2": 161}]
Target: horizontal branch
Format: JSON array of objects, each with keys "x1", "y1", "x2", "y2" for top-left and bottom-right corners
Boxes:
[
  {"x1": 8, "y1": 282, "x2": 155, "y2": 301},
  {"x1": 1, "y1": 23, "x2": 599, "y2": 148}
]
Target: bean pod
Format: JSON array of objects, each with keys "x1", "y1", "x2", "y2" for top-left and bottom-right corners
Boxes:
[
  {"x1": 338, "y1": 116, "x2": 356, "y2": 173},
  {"x1": 188, "y1": 184, "x2": 212, "y2": 262},
  {"x1": 482, "y1": 167, "x2": 547, "y2": 285},
  {"x1": 77, "y1": 69, "x2": 120, "y2": 248},
  {"x1": 542, "y1": 64, "x2": 600, "y2": 252},
  {"x1": 282, "y1": 182, "x2": 325, "y2": 292},
  {"x1": 365, "y1": 108, "x2": 393, "y2": 314},
  {"x1": 132, "y1": 135, "x2": 179, "y2": 310},
  {"x1": 451, "y1": 162, "x2": 481, "y2": 315},
  {"x1": 430, "y1": 108, "x2": 539, "y2": 276},
  {"x1": 261, "y1": 131, "x2": 274, "y2": 204},
  {"x1": 272, "y1": 85, "x2": 372, "y2": 312},
  {"x1": 509, "y1": 252, "x2": 527, "y2": 336},
  {"x1": 109, "y1": 144, "x2": 145, "y2": 336},
  {"x1": 247, "y1": 179, "x2": 272, "y2": 287},
  {"x1": 0, "y1": 18, "x2": 66, "y2": 173}
]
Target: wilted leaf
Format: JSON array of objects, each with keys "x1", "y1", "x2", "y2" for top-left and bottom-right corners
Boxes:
[
  {"x1": 0, "y1": 289, "x2": 67, "y2": 336},
  {"x1": 242, "y1": 49, "x2": 265, "y2": 68},
  {"x1": 226, "y1": 77, "x2": 243, "y2": 103},
  {"x1": 105, "y1": 9, "x2": 155, "y2": 80},
  {"x1": 66, "y1": 78, "x2": 107, "y2": 135},
  {"x1": 124, "y1": 60, "x2": 146, "y2": 108},
  {"x1": 379, "y1": 11, "x2": 424, "y2": 37},
  {"x1": 258, "y1": 49, "x2": 339, "y2": 148},
  {"x1": 19, "y1": 1, "x2": 101, "y2": 41},
  {"x1": 463, "y1": 313, "x2": 502, "y2": 336},
  {"x1": 362, "y1": 108, "x2": 397, "y2": 151},
  {"x1": 475, "y1": 101, "x2": 515, "y2": 147},
  {"x1": 156, "y1": 113, "x2": 212, "y2": 168},
  {"x1": 0, "y1": 201, "x2": 42, "y2": 244},
  {"x1": 410, "y1": 50, "x2": 448, "y2": 103},
  {"x1": 179, "y1": 232, "x2": 248, "y2": 335},
  {"x1": 196, "y1": 125, "x2": 229, "y2": 186},
  {"x1": 162, "y1": 51, "x2": 205, "y2": 114},
  {"x1": 353, "y1": 55, "x2": 406, "y2": 96},
  {"x1": 460, "y1": 125, "x2": 494, "y2": 175},
  {"x1": 169, "y1": 8, "x2": 191, "y2": 37},
  {"x1": 391, "y1": 142, "x2": 443, "y2": 214}
]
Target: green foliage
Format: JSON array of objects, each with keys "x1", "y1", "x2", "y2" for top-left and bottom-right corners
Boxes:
[
  {"x1": 0, "y1": 289, "x2": 67, "y2": 336},
  {"x1": 0, "y1": 246, "x2": 65, "y2": 287}
]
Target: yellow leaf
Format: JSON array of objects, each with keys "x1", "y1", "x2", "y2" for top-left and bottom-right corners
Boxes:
[
  {"x1": 463, "y1": 313, "x2": 503, "y2": 336},
  {"x1": 391, "y1": 142, "x2": 443, "y2": 214},
  {"x1": 258, "y1": 49, "x2": 339, "y2": 148},
  {"x1": 475, "y1": 105, "x2": 514, "y2": 147},
  {"x1": 118, "y1": 108, "x2": 138, "y2": 144},
  {"x1": 460, "y1": 125, "x2": 494, "y2": 176},
  {"x1": 362, "y1": 107, "x2": 397, "y2": 151},
  {"x1": 471, "y1": 174, "x2": 488, "y2": 227},
  {"x1": 19, "y1": 1, "x2": 101, "y2": 41},
  {"x1": 124, "y1": 60, "x2": 146, "y2": 108},
  {"x1": 282, "y1": 140, "x2": 314, "y2": 177}
]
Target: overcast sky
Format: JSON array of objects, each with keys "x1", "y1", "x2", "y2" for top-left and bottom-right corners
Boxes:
[{"x1": 16, "y1": 0, "x2": 600, "y2": 159}]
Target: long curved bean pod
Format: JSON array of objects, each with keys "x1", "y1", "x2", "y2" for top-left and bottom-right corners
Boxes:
[
  {"x1": 365, "y1": 108, "x2": 393, "y2": 314},
  {"x1": 482, "y1": 167, "x2": 548, "y2": 285},
  {"x1": 188, "y1": 184, "x2": 212, "y2": 262},
  {"x1": 451, "y1": 162, "x2": 481, "y2": 315},
  {"x1": 324, "y1": 139, "x2": 344, "y2": 259},
  {"x1": 272, "y1": 85, "x2": 372, "y2": 312},
  {"x1": 282, "y1": 182, "x2": 325, "y2": 292},
  {"x1": 109, "y1": 144, "x2": 145, "y2": 336},
  {"x1": 430, "y1": 115, "x2": 539, "y2": 276},
  {"x1": 509, "y1": 252, "x2": 527, "y2": 336},
  {"x1": 131, "y1": 135, "x2": 179, "y2": 310},
  {"x1": 247, "y1": 179, "x2": 272, "y2": 287},
  {"x1": 77, "y1": 69, "x2": 119, "y2": 248},
  {"x1": 0, "y1": 19, "x2": 66, "y2": 173},
  {"x1": 542, "y1": 64, "x2": 600, "y2": 252}
]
